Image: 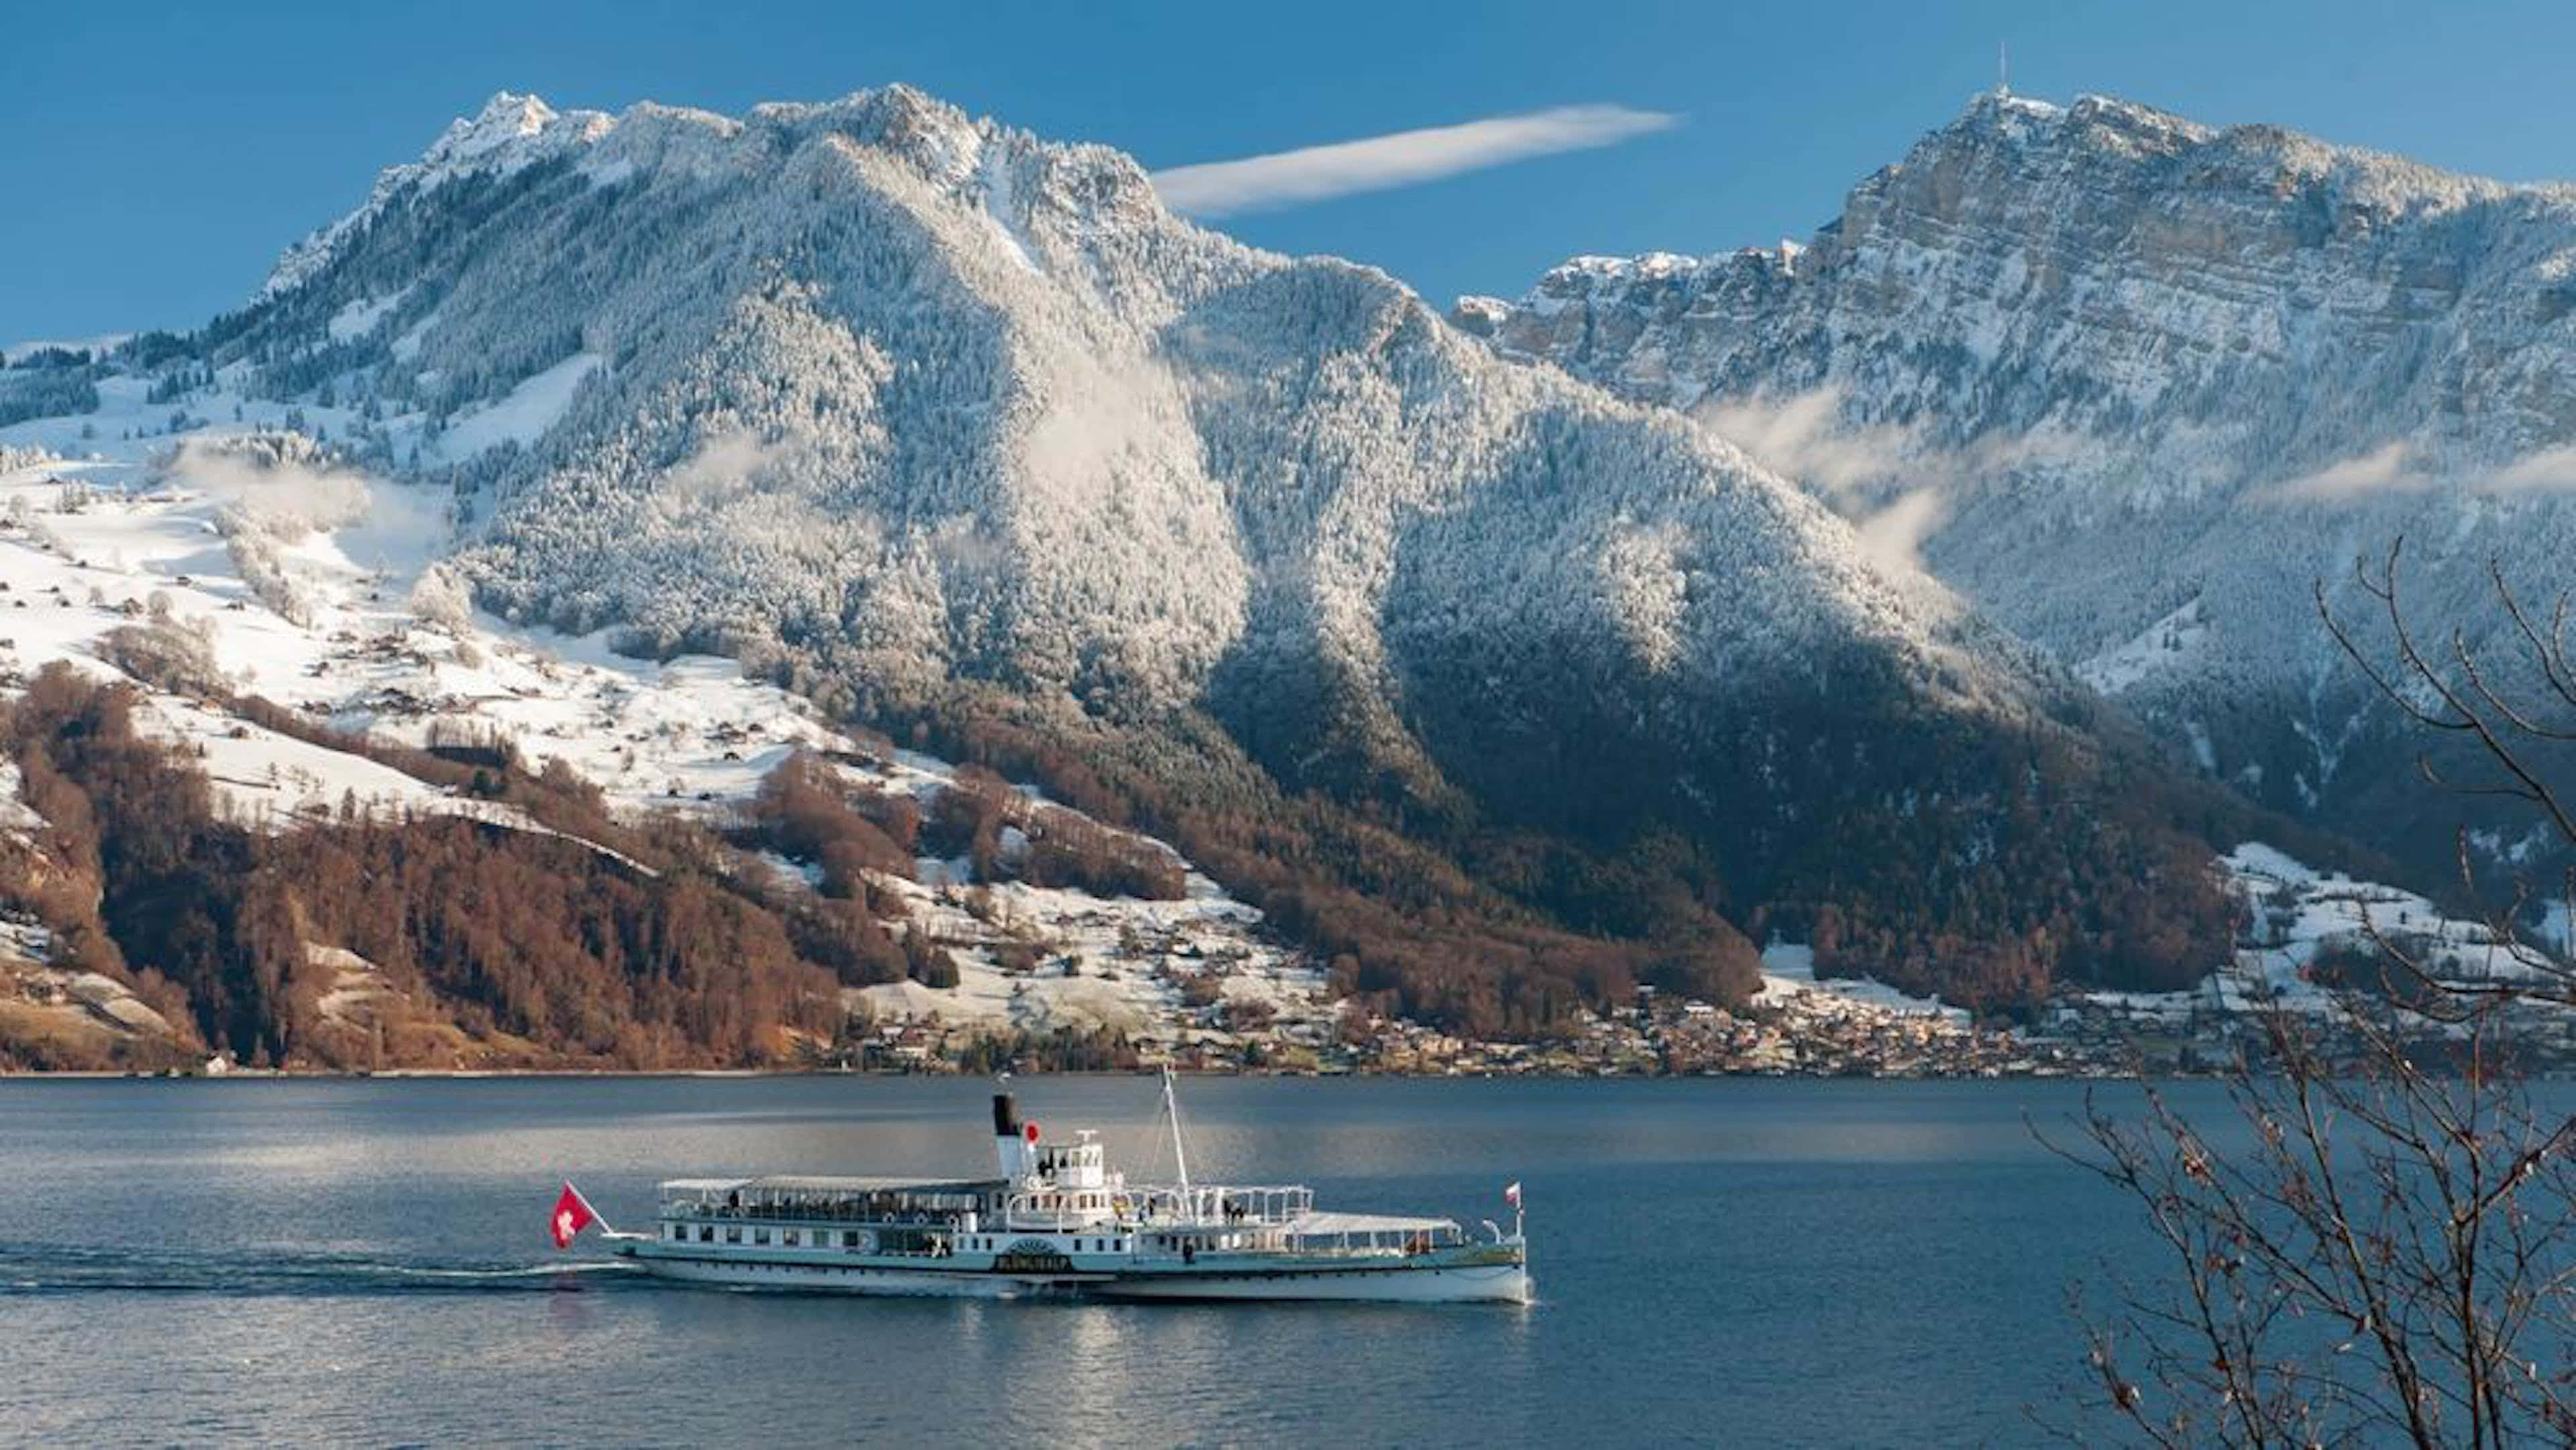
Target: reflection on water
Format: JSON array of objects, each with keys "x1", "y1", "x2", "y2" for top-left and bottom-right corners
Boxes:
[{"x1": 1, "y1": 1075, "x2": 2239, "y2": 1445}]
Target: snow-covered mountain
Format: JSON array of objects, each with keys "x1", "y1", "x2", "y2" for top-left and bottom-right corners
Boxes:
[
  {"x1": 1461, "y1": 91, "x2": 2576, "y2": 879},
  {"x1": 209, "y1": 88, "x2": 1962, "y2": 707},
  {"x1": 0, "y1": 87, "x2": 2284, "y2": 1044}
]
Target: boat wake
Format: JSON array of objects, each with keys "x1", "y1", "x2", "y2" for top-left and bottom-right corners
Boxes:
[{"x1": 0, "y1": 1240, "x2": 648, "y2": 1298}]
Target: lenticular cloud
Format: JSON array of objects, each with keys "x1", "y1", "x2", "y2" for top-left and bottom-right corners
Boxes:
[{"x1": 1150, "y1": 105, "x2": 1677, "y2": 217}]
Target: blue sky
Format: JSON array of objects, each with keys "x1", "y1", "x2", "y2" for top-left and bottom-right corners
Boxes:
[{"x1": 8, "y1": 0, "x2": 2576, "y2": 340}]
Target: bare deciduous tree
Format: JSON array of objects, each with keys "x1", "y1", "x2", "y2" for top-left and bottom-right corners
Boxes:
[{"x1": 2053, "y1": 541, "x2": 2576, "y2": 1445}]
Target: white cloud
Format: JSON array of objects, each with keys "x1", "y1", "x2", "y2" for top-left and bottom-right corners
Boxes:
[
  {"x1": 2484, "y1": 444, "x2": 2576, "y2": 494},
  {"x1": 1695, "y1": 388, "x2": 1959, "y2": 575},
  {"x1": 164, "y1": 433, "x2": 375, "y2": 536},
  {"x1": 1150, "y1": 105, "x2": 1677, "y2": 217},
  {"x1": 1696, "y1": 387, "x2": 1917, "y2": 505},
  {"x1": 1691, "y1": 385, "x2": 2098, "y2": 577},
  {"x1": 2255, "y1": 441, "x2": 2576, "y2": 499},
  {"x1": 1697, "y1": 385, "x2": 2094, "y2": 506},
  {"x1": 1855, "y1": 488, "x2": 1949, "y2": 575},
  {"x1": 658, "y1": 429, "x2": 795, "y2": 514},
  {"x1": 2265, "y1": 441, "x2": 2427, "y2": 502}
]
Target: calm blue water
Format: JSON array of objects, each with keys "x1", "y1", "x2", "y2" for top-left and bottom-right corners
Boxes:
[{"x1": 0, "y1": 1076, "x2": 2205, "y2": 1446}]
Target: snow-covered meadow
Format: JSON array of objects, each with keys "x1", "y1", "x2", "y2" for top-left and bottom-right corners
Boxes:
[{"x1": 0, "y1": 402, "x2": 1330, "y2": 1048}]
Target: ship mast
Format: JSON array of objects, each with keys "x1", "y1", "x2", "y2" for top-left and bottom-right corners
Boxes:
[{"x1": 1161, "y1": 1064, "x2": 1191, "y2": 1202}]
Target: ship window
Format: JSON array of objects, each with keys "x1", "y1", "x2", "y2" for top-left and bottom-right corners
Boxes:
[
  {"x1": 754, "y1": 1229, "x2": 771, "y2": 1245},
  {"x1": 726, "y1": 1227, "x2": 741, "y2": 1243},
  {"x1": 843, "y1": 1231, "x2": 859, "y2": 1248},
  {"x1": 699, "y1": 1226, "x2": 713, "y2": 1242},
  {"x1": 784, "y1": 1231, "x2": 800, "y2": 1247}
]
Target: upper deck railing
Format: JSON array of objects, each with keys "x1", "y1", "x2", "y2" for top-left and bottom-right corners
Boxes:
[
  {"x1": 1124, "y1": 1182, "x2": 1313, "y2": 1228},
  {"x1": 658, "y1": 1179, "x2": 989, "y2": 1226}
]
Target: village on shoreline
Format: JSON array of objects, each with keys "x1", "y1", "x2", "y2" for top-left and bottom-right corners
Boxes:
[{"x1": 23, "y1": 966, "x2": 2575, "y2": 1082}]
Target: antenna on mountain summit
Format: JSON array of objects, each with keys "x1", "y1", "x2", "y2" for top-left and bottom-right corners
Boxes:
[{"x1": 1997, "y1": 40, "x2": 2011, "y2": 98}]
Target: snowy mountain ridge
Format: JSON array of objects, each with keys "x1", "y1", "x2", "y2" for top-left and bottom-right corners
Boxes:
[
  {"x1": 1463, "y1": 89, "x2": 2576, "y2": 875},
  {"x1": 228, "y1": 84, "x2": 2000, "y2": 716},
  {"x1": 0, "y1": 83, "x2": 2297, "y2": 1037}
]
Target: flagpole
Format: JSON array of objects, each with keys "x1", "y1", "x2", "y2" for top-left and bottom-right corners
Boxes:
[
  {"x1": 557, "y1": 1179, "x2": 647, "y2": 1244},
  {"x1": 570, "y1": 1182, "x2": 619, "y2": 1236},
  {"x1": 1511, "y1": 1182, "x2": 1529, "y2": 1304}
]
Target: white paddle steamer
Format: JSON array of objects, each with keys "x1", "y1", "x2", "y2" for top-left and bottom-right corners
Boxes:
[{"x1": 554, "y1": 1073, "x2": 1530, "y2": 1304}]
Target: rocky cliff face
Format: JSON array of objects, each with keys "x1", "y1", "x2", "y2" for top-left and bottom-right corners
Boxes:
[{"x1": 1466, "y1": 92, "x2": 2576, "y2": 870}]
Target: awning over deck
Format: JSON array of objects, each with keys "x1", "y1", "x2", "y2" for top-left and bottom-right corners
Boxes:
[
  {"x1": 659, "y1": 1175, "x2": 1002, "y2": 1197},
  {"x1": 1280, "y1": 1211, "x2": 1458, "y2": 1237}
]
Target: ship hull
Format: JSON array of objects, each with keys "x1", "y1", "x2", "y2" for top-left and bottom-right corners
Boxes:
[
  {"x1": 618, "y1": 1247, "x2": 1529, "y2": 1303},
  {"x1": 622, "y1": 1249, "x2": 1036, "y2": 1297},
  {"x1": 1091, "y1": 1262, "x2": 1532, "y2": 1304}
]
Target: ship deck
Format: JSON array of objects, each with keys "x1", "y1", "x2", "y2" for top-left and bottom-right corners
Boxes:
[{"x1": 659, "y1": 1175, "x2": 1004, "y2": 1196}]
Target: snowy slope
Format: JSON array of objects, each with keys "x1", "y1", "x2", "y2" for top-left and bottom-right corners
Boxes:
[
  {"x1": 2057, "y1": 842, "x2": 2569, "y2": 1036},
  {"x1": 1467, "y1": 90, "x2": 2576, "y2": 868},
  {"x1": 0, "y1": 432, "x2": 1325, "y2": 1041},
  {"x1": 1754, "y1": 942, "x2": 1970, "y2": 1024}
]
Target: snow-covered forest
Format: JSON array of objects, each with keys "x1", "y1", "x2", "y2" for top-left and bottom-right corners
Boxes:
[{"x1": 0, "y1": 85, "x2": 2343, "y2": 1062}]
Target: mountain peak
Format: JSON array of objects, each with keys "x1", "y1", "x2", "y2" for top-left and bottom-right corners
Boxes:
[
  {"x1": 259, "y1": 84, "x2": 1174, "y2": 301},
  {"x1": 434, "y1": 92, "x2": 567, "y2": 162},
  {"x1": 1913, "y1": 88, "x2": 2531, "y2": 216},
  {"x1": 262, "y1": 89, "x2": 610, "y2": 297},
  {"x1": 1921, "y1": 89, "x2": 2216, "y2": 168}
]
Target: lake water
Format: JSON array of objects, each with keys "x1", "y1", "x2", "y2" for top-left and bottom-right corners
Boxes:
[{"x1": 0, "y1": 1076, "x2": 2212, "y2": 1446}]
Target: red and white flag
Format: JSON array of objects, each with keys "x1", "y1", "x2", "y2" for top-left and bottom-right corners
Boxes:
[
  {"x1": 550, "y1": 1182, "x2": 597, "y2": 1249},
  {"x1": 1503, "y1": 1181, "x2": 1522, "y2": 1209}
]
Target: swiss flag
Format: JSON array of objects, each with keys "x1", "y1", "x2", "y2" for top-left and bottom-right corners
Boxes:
[{"x1": 550, "y1": 1182, "x2": 596, "y2": 1249}]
